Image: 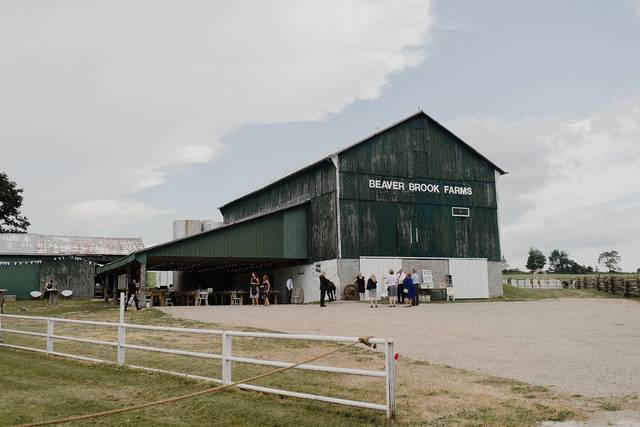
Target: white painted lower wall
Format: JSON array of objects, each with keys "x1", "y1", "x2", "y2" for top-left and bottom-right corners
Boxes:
[
  {"x1": 228, "y1": 256, "x2": 497, "y2": 303},
  {"x1": 268, "y1": 259, "x2": 339, "y2": 304}
]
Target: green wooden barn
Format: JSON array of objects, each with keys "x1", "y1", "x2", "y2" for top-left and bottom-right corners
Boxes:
[{"x1": 97, "y1": 111, "x2": 506, "y2": 302}]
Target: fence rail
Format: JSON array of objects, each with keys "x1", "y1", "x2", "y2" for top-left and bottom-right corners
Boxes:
[{"x1": 0, "y1": 293, "x2": 395, "y2": 418}]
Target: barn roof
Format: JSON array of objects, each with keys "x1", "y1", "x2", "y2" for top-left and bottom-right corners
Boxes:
[
  {"x1": 219, "y1": 110, "x2": 506, "y2": 211},
  {"x1": 0, "y1": 233, "x2": 145, "y2": 256}
]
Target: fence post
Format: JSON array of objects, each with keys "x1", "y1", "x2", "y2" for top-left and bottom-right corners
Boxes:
[
  {"x1": 384, "y1": 339, "x2": 396, "y2": 419},
  {"x1": 118, "y1": 292, "x2": 126, "y2": 366},
  {"x1": 222, "y1": 332, "x2": 232, "y2": 384},
  {"x1": 47, "y1": 319, "x2": 54, "y2": 354}
]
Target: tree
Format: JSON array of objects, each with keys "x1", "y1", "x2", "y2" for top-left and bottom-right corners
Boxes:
[
  {"x1": 598, "y1": 251, "x2": 621, "y2": 273},
  {"x1": 548, "y1": 249, "x2": 571, "y2": 273},
  {"x1": 526, "y1": 248, "x2": 546, "y2": 271},
  {"x1": 501, "y1": 256, "x2": 509, "y2": 272},
  {"x1": 0, "y1": 172, "x2": 30, "y2": 233}
]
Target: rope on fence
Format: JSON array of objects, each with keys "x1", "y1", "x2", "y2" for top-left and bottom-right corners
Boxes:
[{"x1": 14, "y1": 336, "x2": 378, "y2": 427}]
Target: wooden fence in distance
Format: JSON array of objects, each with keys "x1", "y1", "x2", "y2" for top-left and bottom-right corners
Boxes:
[{"x1": 564, "y1": 276, "x2": 640, "y2": 298}]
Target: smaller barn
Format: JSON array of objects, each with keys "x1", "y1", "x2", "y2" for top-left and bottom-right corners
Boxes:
[{"x1": 0, "y1": 233, "x2": 144, "y2": 299}]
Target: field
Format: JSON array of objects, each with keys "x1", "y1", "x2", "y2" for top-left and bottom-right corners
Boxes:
[
  {"x1": 503, "y1": 272, "x2": 638, "y2": 281},
  {"x1": 0, "y1": 297, "x2": 636, "y2": 426}
]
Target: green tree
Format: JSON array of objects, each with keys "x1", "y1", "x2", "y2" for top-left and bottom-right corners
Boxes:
[
  {"x1": 598, "y1": 251, "x2": 621, "y2": 273},
  {"x1": 0, "y1": 172, "x2": 30, "y2": 233},
  {"x1": 548, "y1": 249, "x2": 572, "y2": 273},
  {"x1": 526, "y1": 248, "x2": 546, "y2": 271}
]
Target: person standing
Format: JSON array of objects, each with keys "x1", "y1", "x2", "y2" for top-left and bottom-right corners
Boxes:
[
  {"x1": 319, "y1": 272, "x2": 330, "y2": 307},
  {"x1": 261, "y1": 274, "x2": 271, "y2": 306},
  {"x1": 354, "y1": 273, "x2": 366, "y2": 301},
  {"x1": 385, "y1": 269, "x2": 398, "y2": 307},
  {"x1": 411, "y1": 269, "x2": 421, "y2": 306},
  {"x1": 124, "y1": 279, "x2": 140, "y2": 311},
  {"x1": 397, "y1": 269, "x2": 406, "y2": 304},
  {"x1": 367, "y1": 274, "x2": 378, "y2": 308},
  {"x1": 43, "y1": 280, "x2": 54, "y2": 299},
  {"x1": 286, "y1": 276, "x2": 294, "y2": 304},
  {"x1": 249, "y1": 272, "x2": 260, "y2": 306},
  {"x1": 403, "y1": 274, "x2": 414, "y2": 307}
]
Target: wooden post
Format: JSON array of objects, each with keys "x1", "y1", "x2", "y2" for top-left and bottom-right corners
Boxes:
[
  {"x1": 222, "y1": 332, "x2": 232, "y2": 384},
  {"x1": 118, "y1": 292, "x2": 126, "y2": 365},
  {"x1": 47, "y1": 319, "x2": 54, "y2": 354},
  {"x1": 384, "y1": 340, "x2": 396, "y2": 419}
]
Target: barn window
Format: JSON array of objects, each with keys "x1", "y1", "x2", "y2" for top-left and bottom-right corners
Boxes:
[{"x1": 452, "y1": 207, "x2": 470, "y2": 218}]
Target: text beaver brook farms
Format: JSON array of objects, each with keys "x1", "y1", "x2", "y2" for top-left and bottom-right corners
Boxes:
[{"x1": 368, "y1": 179, "x2": 473, "y2": 196}]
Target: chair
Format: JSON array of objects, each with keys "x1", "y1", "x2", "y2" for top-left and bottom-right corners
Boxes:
[
  {"x1": 61, "y1": 290, "x2": 73, "y2": 299},
  {"x1": 230, "y1": 291, "x2": 241, "y2": 306},
  {"x1": 291, "y1": 288, "x2": 304, "y2": 304},
  {"x1": 30, "y1": 291, "x2": 42, "y2": 299},
  {"x1": 196, "y1": 290, "x2": 209, "y2": 306},
  {"x1": 446, "y1": 288, "x2": 456, "y2": 302}
]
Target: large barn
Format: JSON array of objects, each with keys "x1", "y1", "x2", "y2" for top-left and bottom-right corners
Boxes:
[{"x1": 97, "y1": 111, "x2": 506, "y2": 301}]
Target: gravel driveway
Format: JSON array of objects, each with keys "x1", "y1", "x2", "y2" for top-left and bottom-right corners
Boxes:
[{"x1": 161, "y1": 298, "x2": 640, "y2": 398}]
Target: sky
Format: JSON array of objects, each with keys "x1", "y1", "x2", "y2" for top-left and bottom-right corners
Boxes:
[{"x1": 1, "y1": 1, "x2": 639, "y2": 271}]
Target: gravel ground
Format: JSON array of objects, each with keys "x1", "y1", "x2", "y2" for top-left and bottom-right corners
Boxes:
[{"x1": 161, "y1": 298, "x2": 640, "y2": 398}]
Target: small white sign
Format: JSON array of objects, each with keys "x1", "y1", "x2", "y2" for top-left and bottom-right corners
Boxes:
[{"x1": 421, "y1": 270, "x2": 433, "y2": 289}]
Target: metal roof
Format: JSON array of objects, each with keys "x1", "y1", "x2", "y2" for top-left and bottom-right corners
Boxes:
[
  {"x1": 218, "y1": 110, "x2": 507, "y2": 210},
  {"x1": 0, "y1": 233, "x2": 144, "y2": 256},
  {"x1": 96, "y1": 203, "x2": 308, "y2": 275}
]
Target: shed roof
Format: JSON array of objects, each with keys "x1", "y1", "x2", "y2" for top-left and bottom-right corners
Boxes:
[
  {"x1": 96, "y1": 203, "x2": 308, "y2": 275},
  {"x1": 0, "y1": 233, "x2": 144, "y2": 256},
  {"x1": 219, "y1": 110, "x2": 507, "y2": 211}
]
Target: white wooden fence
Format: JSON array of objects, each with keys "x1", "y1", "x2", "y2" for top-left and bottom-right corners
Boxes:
[
  {"x1": 506, "y1": 279, "x2": 562, "y2": 289},
  {"x1": 0, "y1": 294, "x2": 395, "y2": 418}
]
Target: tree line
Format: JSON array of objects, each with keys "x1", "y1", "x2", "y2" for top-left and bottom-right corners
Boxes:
[{"x1": 503, "y1": 248, "x2": 626, "y2": 274}]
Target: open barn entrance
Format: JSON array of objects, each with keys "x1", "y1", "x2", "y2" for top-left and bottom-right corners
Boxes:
[{"x1": 96, "y1": 204, "x2": 310, "y2": 305}]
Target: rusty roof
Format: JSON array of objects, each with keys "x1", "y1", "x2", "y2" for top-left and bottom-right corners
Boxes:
[{"x1": 0, "y1": 233, "x2": 144, "y2": 256}]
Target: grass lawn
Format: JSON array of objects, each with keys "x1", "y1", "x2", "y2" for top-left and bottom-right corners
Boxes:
[
  {"x1": 0, "y1": 299, "x2": 625, "y2": 426},
  {"x1": 498, "y1": 285, "x2": 628, "y2": 301}
]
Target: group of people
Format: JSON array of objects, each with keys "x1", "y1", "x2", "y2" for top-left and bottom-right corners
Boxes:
[
  {"x1": 354, "y1": 268, "x2": 422, "y2": 308},
  {"x1": 249, "y1": 272, "x2": 272, "y2": 306}
]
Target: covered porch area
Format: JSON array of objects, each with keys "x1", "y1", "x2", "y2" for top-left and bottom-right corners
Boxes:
[{"x1": 96, "y1": 204, "x2": 309, "y2": 306}]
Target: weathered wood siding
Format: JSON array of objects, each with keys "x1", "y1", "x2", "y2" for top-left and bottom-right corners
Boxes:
[
  {"x1": 338, "y1": 114, "x2": 501, "y2": 261},
  {"x1": 219, "y1": 161, "x2": 337, "y2": 261},
  {"x1": 39, "y1": 259, "x2": 97, "y2": 298},
  {"x1": 149, "y1": 204, "x2": 308, "y2": 260},
  {"x1": 0, "y1": 258, "x2": 96, "y2": 299}
]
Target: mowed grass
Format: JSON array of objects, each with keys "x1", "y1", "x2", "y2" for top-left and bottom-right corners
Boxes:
[{"x1": 0, "y1": 299, "x2": 594, "y2": 426}]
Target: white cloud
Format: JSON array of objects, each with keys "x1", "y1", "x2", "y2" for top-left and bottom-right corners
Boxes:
[
  {"x1": 446, "y1": 100, "x2": 640, "y2": 271},
  {"x1": 0, "y1": 1, "x2": 434, "y2": 231},
  {"x1": 67, "y1": 199, "x2": 170, "y2": 234}
]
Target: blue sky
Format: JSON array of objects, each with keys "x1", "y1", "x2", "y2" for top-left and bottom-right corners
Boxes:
[{"x1": 2, "y1": 1, "x2": 639, "y2": 270}]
